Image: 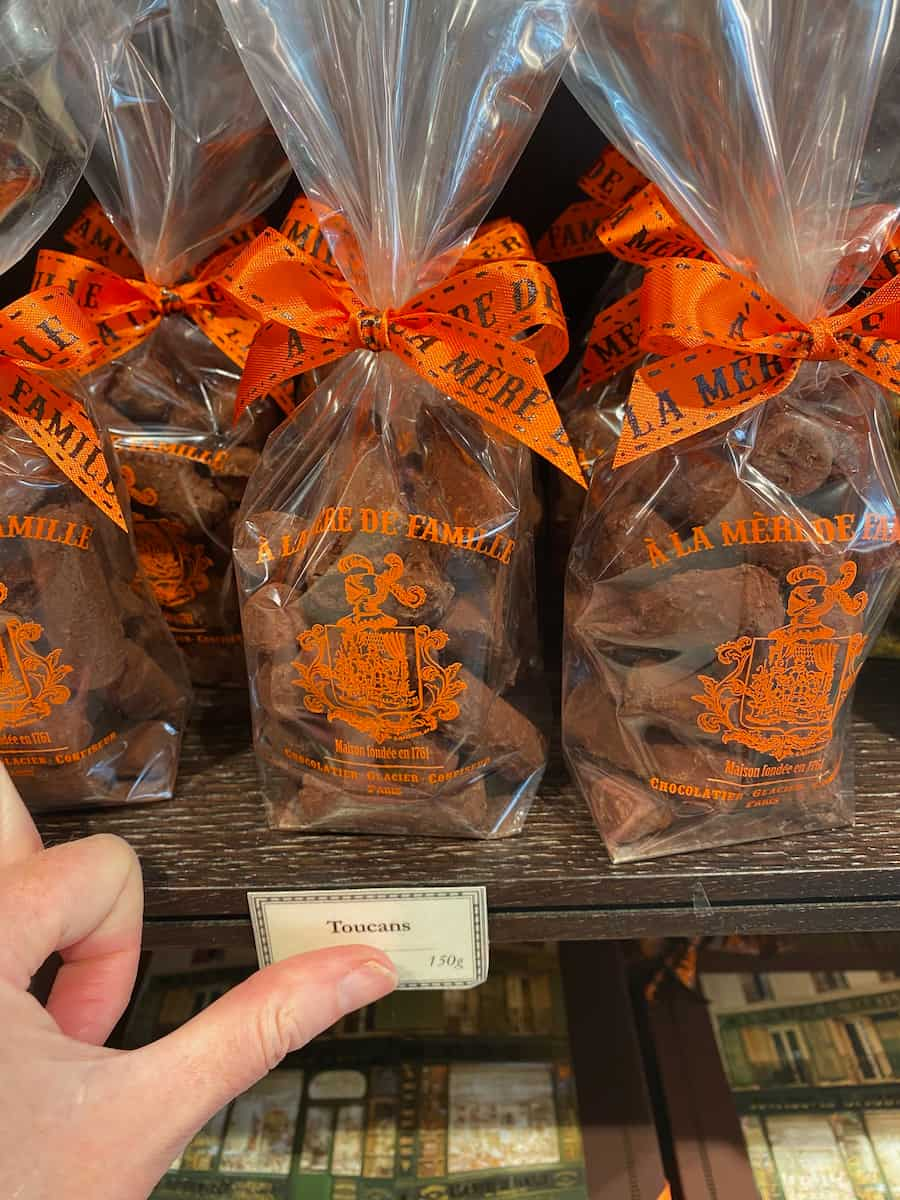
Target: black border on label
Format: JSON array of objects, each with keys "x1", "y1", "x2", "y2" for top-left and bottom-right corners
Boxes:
[{"x1": 247, "y1": 886, "x2": 489, "y2": 990}]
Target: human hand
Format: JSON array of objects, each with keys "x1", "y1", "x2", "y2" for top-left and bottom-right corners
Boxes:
[{"x1": 0, "y1": 766, "x2": 398, "y2": 1199}]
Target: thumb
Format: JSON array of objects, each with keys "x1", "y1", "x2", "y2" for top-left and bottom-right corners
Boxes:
[{"x1": 123, "y1": 945, "x2": 396, "y2": 1161}]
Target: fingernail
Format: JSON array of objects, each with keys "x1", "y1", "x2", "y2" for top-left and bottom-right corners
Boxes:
[{"x1": 338, "y1": 959, "x2": 398, "y2": 1011}]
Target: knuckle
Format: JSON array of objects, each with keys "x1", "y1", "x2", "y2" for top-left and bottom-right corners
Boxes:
[
  {"x1": 83, "y1": 833, "x2": 141, "y2": 879},
  {"x1": 253, "y1": 1001, "x2": 307, "y2": 1073}
]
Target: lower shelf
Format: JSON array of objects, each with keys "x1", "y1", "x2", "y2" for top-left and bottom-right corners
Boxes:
[{"x1": 35, "y1": 660, "x2": 900, "y2": 946}]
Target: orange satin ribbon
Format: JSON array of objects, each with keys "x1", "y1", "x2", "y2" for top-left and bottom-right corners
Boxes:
[
  {"x1": 859, "y1": 224, "x2": 900, "y2": 291},
  {"x1": 35, "y1": 199, "x2": 341, "y2": 417},
  {"x1": 0, "y1": 287, "x2": 126, "y2": 528},
  {"x1": 563, "y1": 180, "x2": 898, "y2": 395},
  {"x1": 63, "y1": 198, "x2": 143, "y2": 278},
  {"x1": 221, "y1": 218, "x2": 584, "y2": 485},
  {"x1": 539, "y1": 147, "x2": 716, "y2": 393},
  {"x1": 537, "y1": 145, "x2": 648, "y2": 263},
  {"x1": 33, "y1": 210, "x2": 276, "y2": 394},
  {"x1": 579, "y1": 186, "x2": 713, "y2": 391},
  {"x1": 616, "y1": 257, "x2": 900, "y2": 467}
]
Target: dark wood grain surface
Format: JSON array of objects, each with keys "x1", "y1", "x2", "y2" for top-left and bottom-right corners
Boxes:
[{"x1": 36, "y1": 661, "x2": 899, "y2": 943}]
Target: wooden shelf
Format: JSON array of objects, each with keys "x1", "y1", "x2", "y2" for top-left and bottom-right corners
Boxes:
[{"x1": 36, "y1": 661, "x2": 900, "y2": 947}]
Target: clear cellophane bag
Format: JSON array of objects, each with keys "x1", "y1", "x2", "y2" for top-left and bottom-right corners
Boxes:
[
  {"x1": 0, "y1": 0, "x2": 191, "y2": 811},
  {"x1": 550, "y1": 258, "x2": 644, "y2": 571},
  {"x1": 563, "y1": 0, "x2": 900, "y2": 860},
  {"x1": 219, "y1": 0, "x2": 577, "y2": 836},
  {"x1": 81, "y1": 0, "x2": 290, "y2": 685}
]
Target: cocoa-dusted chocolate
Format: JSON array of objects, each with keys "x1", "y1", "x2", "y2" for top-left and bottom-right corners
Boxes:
[
  {"x1": 419, "y1": 412, "x2": 513, "y2": 529},
  {"x1": 104, "y1": 355, "x2": 175, "y2": 423},
  {"x1": 586, "y1": 772, "x2": 673, "y2": 847},
  {"x1": 265, "y1": 767, "x2": 492, "y2": 838},
  {"x1": 564, "y1": 674, "x2": 633, "y2": 771},
  {"x1": 661, "y1": 451, "x2": 741, "y2": 525},
  {"x1": 452, "y1": 666, "x2": 545, "y2": 781},
  {"x1": 444, "y1": 594, "x2": 518, "y2": 689},
  {"x1": 565, "y1": 664, "x2": 738, "y2": 844},
  {"x1": 749, "y1": 401, "x2": 834, "y2": 496},
  {"x1": 598, "y1": 501, "x2": 675, "y2": 576},
  {"x1": 112, "y1": 641, "x2": 187, "y2": 719},
  {"x1": 587, "y1": 564, "x2": 784, "y2": 648},
  {"x1": 621, "y1": 656, "x2": 713, "y2": 732},
  {"x1": 124, "y1": 448, "x2": 231, "y2": 531},
  {"x1": 302, "y1": 533, "x2": 453, "y2": 628},
  {"x1": 30, "y1": 538, "x2": 130, "y2": 690},
  {"x1": 241, "y1": 582, "x2": 306, "y2": 654},
  {"x1": 644, "y1": 735, "x2": 733, "y2": 789}
]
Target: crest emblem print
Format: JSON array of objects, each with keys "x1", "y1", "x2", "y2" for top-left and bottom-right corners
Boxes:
[
  {"x1": 0, "y1": 581, "x2": 73, "y2": 731},
  {"x1": 121, "y1": 464, "x2": 211, "y2": 620},
  {"x1": 295, "y1": 552, "x2": 466, "y2": 743},
  {"x1": 693, "y1": 562, "x2": 869, "y2": 761}
]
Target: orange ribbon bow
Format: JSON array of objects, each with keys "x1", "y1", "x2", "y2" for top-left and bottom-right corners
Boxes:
[
  {"x1": 33, "y1": 201, "x2": 283, "y2": 396},
  {"x1": 0, "y1": 287, "x2": 126, "y2": 528},
  {"x1": 616, "y1": 257, "x2": 900, "y2": 467},
  {"x1": 576, "y1": 186, "x2": 713, "y2": 391},
  {"x1": 547, "y1": 167, "x2": 900, "y2": 399},
  {"x1": 33, "y1": 197, "x2": 345, "y2": 420},
  {"x1": 537, "y1": 146, "x2": 717, "y2": 392},
  {"x1": 222, "y1": 215, "x2": 584, "y2": 484}
]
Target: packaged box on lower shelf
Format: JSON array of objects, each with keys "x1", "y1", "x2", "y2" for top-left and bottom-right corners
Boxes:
[
  {"x1": 646, "y1": 942, "x2": 900, "y2": 1199},
  {"x1": 125, "y1": 943, "x2": 667, "y2": 1199}
]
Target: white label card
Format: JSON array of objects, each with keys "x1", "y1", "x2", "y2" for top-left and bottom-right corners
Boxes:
[{"x1": 248, "y1": 886, "x2": 489, "y2": 990}]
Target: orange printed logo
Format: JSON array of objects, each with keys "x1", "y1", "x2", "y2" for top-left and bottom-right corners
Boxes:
[
  {"x1": 694, "y1": 563, "x2": 868, "y2": 760},
  {"x1": 0, "y1": 582, "x2": 72, "y2": 730},
  {"x1": 133, "y1": 519, "x2": 211, "y2": 614},
  {"x1": 122, "y1": 466, "x2": 211, "y2": 618},
  {"x1": 296, "y1": 553, "x2": 466, "y2": 743}
]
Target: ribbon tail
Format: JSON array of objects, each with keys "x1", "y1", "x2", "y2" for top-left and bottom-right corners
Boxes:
[
  {"x1": 194, "y1": 306, "x2": 300, "y2": 418},
  {"x1": 0, "y1": 362, "x2": 127, "y2": 529},
  {"x1": 31, "y1": 252, "x2": 163, "y2": 375},
  {"x1": 410, "y1": 258, "x2": 569, "y2": 375},
  {"x1": 74, "y1": 312, "x2": 161, "y2": 375},
  {"x1": 235, "y1": 320, "x2": 354, "y2": 422},
  {"x1": 580, "y1": 288, "x2": 643, "y2": 390},
  {"x1": 390, "y1": 321, "x2": 585, "y2": 487},
  {"x1": 838, "y1": 334, "x2": 900, "y2": 392},
  {"x1": 614, "y1": 351, "x2": 801, "y2": 468},
  {"x1": 578, "y1": 145, "x2": 648, "y2": 208}
]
